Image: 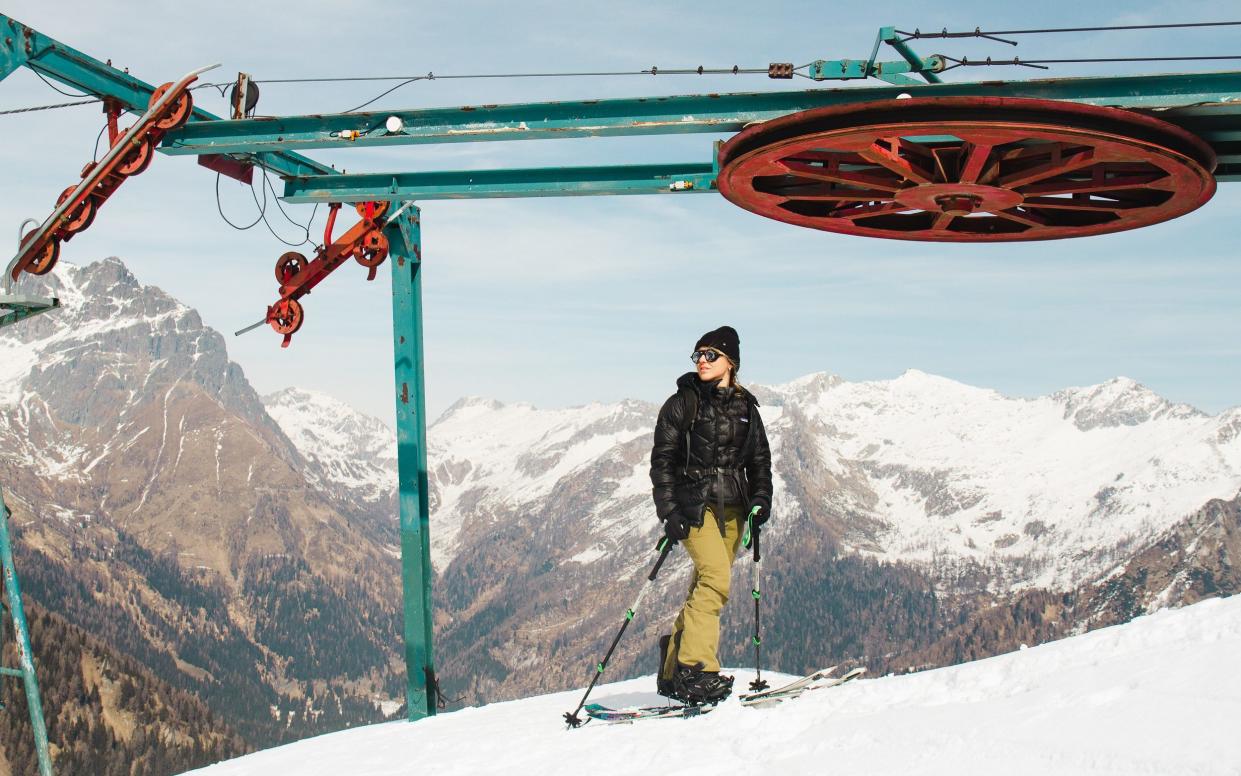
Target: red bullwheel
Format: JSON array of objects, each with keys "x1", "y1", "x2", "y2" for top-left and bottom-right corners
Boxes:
[
  {"x1": 150, "y1": 82, "x2": 193, "y2": 131},
  {"x1": 717, "y1": 97, "x2": 1218, "y2": 242},
  {"x1": 268, "y1": 298, "x2": 304, "y2": 335}
]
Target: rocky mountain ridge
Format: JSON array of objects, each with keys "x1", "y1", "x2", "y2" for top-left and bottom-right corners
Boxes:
[
  {"x1": 0, "y1": 259, "x2": 404, "y2": 772},
  {"x1": 277, "y1": 364, "x2": 1241, "y2": 594}
]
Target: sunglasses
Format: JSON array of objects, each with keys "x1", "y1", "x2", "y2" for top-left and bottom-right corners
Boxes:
[{"x1": 691, "y1": 350, "x2": 725, "y2": 364}]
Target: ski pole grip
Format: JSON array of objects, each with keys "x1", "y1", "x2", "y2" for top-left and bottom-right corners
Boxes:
[
  {"x1": 649, "y1": 537, "x2": 675, "y2": 580},
  {"x1": 752, "y1": 525, "x2": 761, "y2": 562}
]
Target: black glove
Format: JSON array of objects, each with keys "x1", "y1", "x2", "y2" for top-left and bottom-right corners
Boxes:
[
  {"x1": 748, "y1": 502, "x2": 770, "y2": 528},
  {"x1": 663, "y1": 513, "x2": 690, "y2": 541}
]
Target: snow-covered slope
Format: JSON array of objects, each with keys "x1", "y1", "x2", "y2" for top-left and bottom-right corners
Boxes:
[{"x1": 186, "y1": 593, "x2": 1241, "y2": 776}]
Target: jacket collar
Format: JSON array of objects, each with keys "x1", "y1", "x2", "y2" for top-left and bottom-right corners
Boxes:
[{"x1": 677, "y1": 371, "x2": 754, "y2": 404}]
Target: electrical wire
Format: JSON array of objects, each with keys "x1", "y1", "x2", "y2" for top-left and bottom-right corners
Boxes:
[
  {"x1": 3, "y1": 63, "x2": 781, "y2": 116},
  {"x1": 32, "y1": 70, "x2": 94, "y2": 98},
  {"x1": 214, "y1": 172, "x2": 265, "y2": 231},
  {"x1": 252, "y1": 67, "x2": 774, "y2": 112},
  {"x1": 247, "y1": 169, "x2": 318, "y2": 247},
  {"x1": 940, "y1": 54, "x2": 1241, "y2": 71},
  {"x1": 0, "y1": 98, "x2": 101, "y2": 115},
  {"x1": 260, "y1": 168, "x2": 319, "y2": 246},
  {"x1": 341, "y1": 76, "x2": 428, "y2": 113},
  {"x1": 92, "y1": 123, "x2": 108, "y2": 162},
  {"x1": 899, "y1": 21, "x2": 1241, "y2": 40},
  {"x1": 191, "y1": 81, "x2": 233, "y2": 99},
  {"x1": 259, "y1": 67, "x2": 767, "y2": 85},
  {"x1": 6, "y1": 20, "x2": 1239, "y2": 117}
]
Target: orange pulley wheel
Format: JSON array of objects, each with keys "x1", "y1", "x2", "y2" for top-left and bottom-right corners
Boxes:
[
  {"x1": 150, "y1": 82, "x2": 193, "y2": 131},
  {"x1": 275, "y1": 251, "x2": 308, "y2": 284},
  {"x1": 355, "y1": 201, "x2": 389, "y2": 222},
  {"x1": 268, "y1": 298, "x2": 304, "y2": 336},
  {"x1": 21, "y1": 236, "x2": 60, "y2": 276},
  {"x1": 116, "y1": 139, "x2": 155, "y2": 177},
  {"x1": 353, "y1": 231, "x2": 389, "y2": 268},
  {"x1": 55, "y1": 186, "x2": 97, "y2": 235}
]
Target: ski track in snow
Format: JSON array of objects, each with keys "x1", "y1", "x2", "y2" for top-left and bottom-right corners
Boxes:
[{"x1": 186, "y1": 594, "x2": 1241, "y2": 776}]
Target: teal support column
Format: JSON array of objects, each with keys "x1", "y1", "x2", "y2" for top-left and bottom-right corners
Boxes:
[
  {"x1": 388, "y1": 203, "x2": 436, "y2": 720},
  {"x1": 0, "y1": 490, "x2": 54, "y2": 775}
]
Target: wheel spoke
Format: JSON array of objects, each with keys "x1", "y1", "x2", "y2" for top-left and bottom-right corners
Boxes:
[
  {"x1": 782, "y1": 194, "x2": 894, "y2": 204},
  {"x1": 931, "y1": 212, "x2": 957, "y2": 230},
  {"x1": 1018, "y1": 171, "x2": 1169, "y2": 196},
  {"x1": 830, "y1": 201, "x2": 909, "y2": 220},
  {"x1": 992, "y1": 208, "x2": 1048, "y2": 228},
  {"x1": 779, "y1": 159, "x2": 904, "y2": 192},
  {"x1": 998, "y1": 142, "x2": 1081, "y2": 162},
  {"x1": 763, "y1": 183, "x2": 896, "y2": 202},
  {"x1": 999, "y1": 148, "x2": 1096, "y2": 188},
  {"x1": 858, "y1": 138, "x2": 935, "y2": 184},
  {"x1": 1022, "y1": 196, "x2": 1142, "y2": 212},
  {"x1": 957, "y1": 142, "x2": 996, "y2": 185}
]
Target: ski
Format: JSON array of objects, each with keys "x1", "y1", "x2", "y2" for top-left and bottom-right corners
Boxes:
[
  {"x1": 740, "y1": 666, "x2": 865, "y2": 706},
  {"x1": 583, "y1": 701, "x2": 711, "y2": 723},
  {"x1": 580, "y1": 666, "x2": 865, "y2": 724},
  {"x1": 738, "y1": 665, "x2": 838, "y2": 703}
]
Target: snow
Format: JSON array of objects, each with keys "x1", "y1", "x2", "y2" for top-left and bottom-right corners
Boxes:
[
  {"x1": 185, "y1": 594, "x2": 1241, "y2": 776},
  {"x1": 425, "y1": 398, "x2": 654, "y2": 568},
  {"x1": 262, "y1": 387, "x2": 396, "y2": 504},
  {"x1": 310, "y1": 368, "x2": 1241, "y2": 589},
  {"x1": 764, "y1": 371, "x2": 1241, "y2": 590}
]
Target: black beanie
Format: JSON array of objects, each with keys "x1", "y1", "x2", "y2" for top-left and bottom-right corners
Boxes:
[{"x1": 695, "y1": 326, "x2": 740, "y2": 366}]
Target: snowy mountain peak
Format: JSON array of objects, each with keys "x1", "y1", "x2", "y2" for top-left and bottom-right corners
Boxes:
[
  {"x1": 764, "y1": 371, "x2": 842, "y2": 404},
  {"x1": 1054, "y1": 376, "x2": 1203, "y2": 431},
  {"x1": 437, "y1": 396, "x2": 508, "y2": 423},
  {"x1": 262, "y1": 388, "x2": 395, "y2": 507}
]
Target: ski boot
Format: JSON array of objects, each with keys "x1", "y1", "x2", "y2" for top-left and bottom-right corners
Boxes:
[
  {"x1": 656, "y1": 635, "x2": 682, "y2": 700},
  {"x1": 671, "y1": 662, "x2": 734, "y2": 705}
]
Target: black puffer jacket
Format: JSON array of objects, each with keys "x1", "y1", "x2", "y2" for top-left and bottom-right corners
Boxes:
[{"x1": 650, "y1": 372, "x2": 773, "y2": 529}]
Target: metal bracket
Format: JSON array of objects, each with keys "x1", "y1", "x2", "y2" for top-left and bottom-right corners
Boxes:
[{"x1": 807, "y1": 25, "x2": 944, "y2": 85}]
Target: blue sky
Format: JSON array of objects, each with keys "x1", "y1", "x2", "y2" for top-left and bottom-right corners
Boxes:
[{"x1": 2, "y1": 0, "x2": 1240, "y2": 423}]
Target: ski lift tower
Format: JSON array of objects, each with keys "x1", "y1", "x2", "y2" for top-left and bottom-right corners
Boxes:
[{"x1": 1, "y1": 16, "x2": 1239, "y2": 759}]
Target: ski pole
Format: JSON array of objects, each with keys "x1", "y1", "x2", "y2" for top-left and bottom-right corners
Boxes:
[
  {"x1": 741, "y1": 507, "x2": 768, "y2": 692},
  {"x1": 563, "y1": 536, "x2": 676, "y2": 728}
]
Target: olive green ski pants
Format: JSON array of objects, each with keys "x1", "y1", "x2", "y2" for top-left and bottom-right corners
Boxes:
[{"x1": 662, "y1": 505, "x2": 746, "y2": 676}]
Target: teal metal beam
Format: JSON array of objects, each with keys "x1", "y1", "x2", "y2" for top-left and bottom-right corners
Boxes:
[
  {"x1": 159, "y1": 71, "x2": 1241, "y2": 156},
  {"x1": 0, "y1": 13, "x2": 334, "y2": 179},
  {"x1": 882, "y1": 26, "x2": 944, "y2": 84},
  {"x1": 388, "y1": 204, "x2": 436, "y2": 721},
  {"x1": 0, "y1": 491, "x2": 54, "y2": 775},
  {"x1": 0, "y1": 294, "x2": 58, "y2": 331},
  {"x1": 283, "y1": 162, "x2": 717, "y2": 203}
]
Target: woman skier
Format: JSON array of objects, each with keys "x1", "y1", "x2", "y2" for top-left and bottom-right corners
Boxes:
[{"x1": 650, "y1": 325, "x2": 773, "y2": 704}]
